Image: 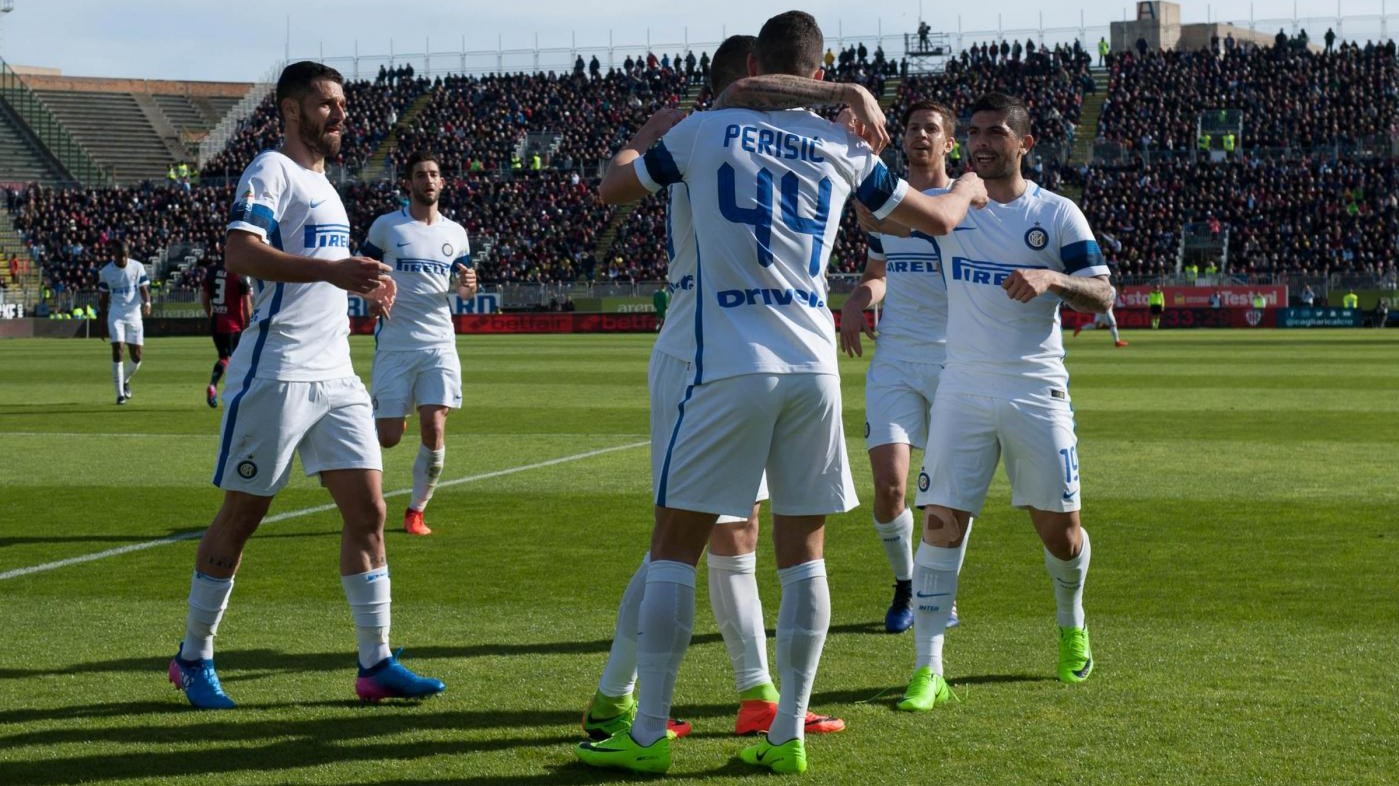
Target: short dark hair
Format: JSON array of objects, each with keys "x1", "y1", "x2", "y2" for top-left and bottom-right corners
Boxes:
[
  {"x1": 275, "y1": 61, "x2": 343, "y2": 113},
  {"x1": 710, "y1": 35, "x2": 757, "y2": 94},
  {"x1": 404, "y1": 150, "x2": 441, "y2": 175},
  {"x1": 902, "y1": 99, "x2": 957, "y2": 134},
  {"x1": 970, "y1": 92, "x2": 1031, "y2": 136},
  {"x1": 756, "y1": 11, "x2": 824, "y2": 76}
]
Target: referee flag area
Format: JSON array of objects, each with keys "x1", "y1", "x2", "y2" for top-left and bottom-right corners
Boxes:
[{"x1": 0, "y1": 332, "x2": 1395, "y2": 785}]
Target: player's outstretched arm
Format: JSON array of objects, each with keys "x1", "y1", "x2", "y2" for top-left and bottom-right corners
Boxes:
[
  {"x1": 226, "y1": 230, "x2": 392, "y2": 296},
  {"x1": 855, "y1": 203, "x2": 910, "y2": 238},
  {"x1": 1003, "y1": 271, "x2": 1114, "y2": 312},
  {"x1": 884, "y1": 171, "x2": 987, "y2": 237},
  {"x1": 838, "y1": 259, "x2": 887, "y2": 357},
  {"x1": 717, "y1": 76, "x2": 888, "y2": 152},
  {"x1": 598, "y1": 107, "x2": 687, "y2": 204}
]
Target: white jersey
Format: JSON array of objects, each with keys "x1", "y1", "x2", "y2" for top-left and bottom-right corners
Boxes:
[
  {"x1": 652, "y1": 184, "x2": 696, "y2": 361},
  {"x1": 937, "y1": 181, "x2": 1110, "y2": 403},
  {"x1": 362, "y1": 208, "x2": 471, "y2": 351},
  {"x1": 636, "y1": 107, "x2": 908, "y2": 383},
  {"x1": 866, "y1": 185, "x2": 950, "y2": 364},
  {"x1": 97, "y1": 259, "x2": 149, "y2": 321},
  {"x1": 225, "y1": 150, "x2": 355, "y2": 382}
]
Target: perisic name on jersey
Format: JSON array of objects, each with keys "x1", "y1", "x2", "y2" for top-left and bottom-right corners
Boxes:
[{"x1": 722, "y1": 124, "x2": 825, "y2": 163}]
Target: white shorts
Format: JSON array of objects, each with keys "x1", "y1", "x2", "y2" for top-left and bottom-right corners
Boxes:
[
  {"x1": 370, "y1": 347, "x2": 462, "y2": 418},
  {"x1": 649, "y1": 352, "x2": 768, "y2": 523},
  {"x1": 109, "y1": 317, "x2": 143, "y2": 346},
  {"x1": 213, "y1": 375, "x2": 382, "y2": 495},
  {"x1": 864, "y1": 354, "x2": 942, "y2": 450},
  {"x1": 915, "y1": 391, "x2": 1081, "y2": 516},
  {"x1": 651, "y1": 357, "x2": 856, "y2": 519}
]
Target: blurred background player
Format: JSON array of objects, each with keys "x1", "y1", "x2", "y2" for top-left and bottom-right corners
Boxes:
[
  {"x1": 96, "y1": 241, "x2": 150, "y2": 405},
  {"x1": 900, "y1": 92, "x2": 1109, "y2": 714},
  {"x1": 840, "y1": 99, "x2": 964, "y2": 634},
  {"x1": 580, "y1": 11, "x2": 984, "y2": 774},
  {"x1": 580, "y1": 35, "x2": 845, "y2": 747},
  {"x1": 1072, "y1": 290, "x2": 1129, "y2": 346},
  {"x1": 361, "y1": 149, "x2": 476, "y2": 536},
  {"x1": 201, "y1": 256, "x2": 253, "y2": 407},
  {"x1": 168, "y1": 61, "x2": 442, "y2": 710}
]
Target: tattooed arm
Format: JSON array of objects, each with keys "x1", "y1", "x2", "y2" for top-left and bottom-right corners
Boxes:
[
  {"x1": 1002, "y1": 270, "x2": 1115, "y2": 313},
  {"x1": 713, "y1": 75, "x2": 888, "y2": 152}
]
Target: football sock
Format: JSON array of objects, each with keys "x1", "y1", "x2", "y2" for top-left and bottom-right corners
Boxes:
[
  {"x1": 707, "y1": 551, "x2": 770, "y2": 693},
  {"x1": 771, "y1": 559, "x2": 829, "y2": 746},
  {"x1": 410, "y1": 445, "x2": 445, "y2": 512},
  {"x1": 633, "y1": 560, "x2": 695, "y2": 746},
  {"x1": 181, "y1": 571, "x2": 233, "y2": 661},
  {"x1": 738, "y1": 682, "x2": 780, "y2": 702},
  {"x1": 112, "y1": 361, "x2": 123, "y2": 397},
  {"x1": 1045, "y1": 528, "x2": 1091, "y2": 628},
  {"x1": 874, "y1": 508, "x2": 915, "y2": 581},
  {"x1": 123, "y1": 359, "x2": 140, "y2": 385},
  {"x1": 912, "y1": 526, "x2": 972, "y2": 673},
  {"x1": 341, "y1": 567, "x2": 392, "y2": 668},
  {"x1": 598, "y1": 555, "x2": 647, "y2": 698},
  {"x1": 209, "y1": 358, "x2": 228, "y2": 386}
]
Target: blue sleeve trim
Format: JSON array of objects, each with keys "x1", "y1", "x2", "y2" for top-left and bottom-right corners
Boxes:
[
  {"x1": 865, "y1": 233, "x2": 884, "y2": 255},
  {"x1": 454, "y1": 254, "x2": 473, "y2": 269},
  {"x1": 643, "y1": 142, "x2": 683, "y2": 187},
  {"x1": 1062, "y1": 239, "x2": 1104, "y2": 274},
  {"x1": 855, "y1": 162, "x2": 899, "y2": 213},
  {"x1": 229, "y1": 202, "x2": 278, "y2": 237},
  {"x1": 361, "y1": 241, "x2": 384, "y2": 261}
]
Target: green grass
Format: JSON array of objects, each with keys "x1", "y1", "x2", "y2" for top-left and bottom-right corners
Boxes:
[{"x1": 1, "y1": 330, "x2": 1396, "y2": 785}]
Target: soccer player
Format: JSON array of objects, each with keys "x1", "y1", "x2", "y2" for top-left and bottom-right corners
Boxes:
[
  {"x1": 839, "y1": 100, "x2": 964, "y2": 634},
  {"x1": 361, "y1": 149, "x2": 475, "y2": 537},
  {"x1": 167, "y1": 61, "x2": 443, "y2": 710},
  {"x1": 1072, "y1": 292, "x2": 1129, "y2": 347},
  {"x1": 577, "y1": 12, "x2": 984, "y2": 774},
  {"x1": 580, "y1": 34, "x2": 846, "y2": 747},
  {"x1": 898, "y1": 92, "x2": 1112, "y2": 713},
  {"x1": 96, "y1": 242, "x2": 150, "y2": 405},
  {"x1": 201, "y1": 256, "x2": 253, "y2": 407}
]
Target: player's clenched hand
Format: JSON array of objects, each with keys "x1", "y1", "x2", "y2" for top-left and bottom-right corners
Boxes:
[
  {"x1": 951, "y1": 171, "x2": 988, "y2": 209},
  {"x1": 456, "y1": 265, "x2": 478, "y2": 297},
  {"x1": 839, "y1": 84, "x2": 889, "y2": 153},
  {"x1": 630, "y1": 108, "x2": 688, "y2": 150},
  {"x1": 330, "y1": 256, "x2": 392, "y2": 295},
  {"x1": 364, "y1": 273, "x2": 397, "y2": 318},
  {"x1": 838, "y1": 301, "x2": 877, "y2": 357},
  {"x1": 1002, "y1": 268, "x2": 1061, "y2": 303}
]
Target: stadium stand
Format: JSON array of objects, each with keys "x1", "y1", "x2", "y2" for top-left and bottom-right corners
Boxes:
[
  {"x1": 19, "y1": 74, "x2": 253, "y2": 185},
  {"x1": 0, "y1": 98, "x2": 66, "y2": 185},
  {"x1": 1097, "y1": 41, "x2": 1398, "y2": 153},
  {"x1": 3, "y1": 34, "x2": 1396, "y2": 307}
]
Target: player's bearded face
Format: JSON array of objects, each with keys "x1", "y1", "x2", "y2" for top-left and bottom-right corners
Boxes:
[{"x1": 297, "y1": 80, "x2": 345, "y2": 159}]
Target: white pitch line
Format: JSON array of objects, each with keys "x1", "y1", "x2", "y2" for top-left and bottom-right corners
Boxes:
[{"x1": 0, "y1": 440, "x2": 646, "y2": 582}]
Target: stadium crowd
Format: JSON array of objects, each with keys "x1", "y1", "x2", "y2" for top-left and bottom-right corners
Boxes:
[
  {"x1": 6, "y1": 37, "x2": 1397, "y2": 299},
  {"x1": 1082, "y1": 155, "x2": 1398, "y2": 277},
  {"x1": 1097, "y1": 40, "x2": 1398, "y2": 153}
]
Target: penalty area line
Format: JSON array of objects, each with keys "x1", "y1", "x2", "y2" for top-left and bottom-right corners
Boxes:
[{"x1": 0, "y1": 440, "x2": 646, "y2": 582}]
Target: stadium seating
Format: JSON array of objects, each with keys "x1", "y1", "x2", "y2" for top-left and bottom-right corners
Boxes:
[{"x1": 4, "y1": 39, "x2": 1396, "y2": 298}]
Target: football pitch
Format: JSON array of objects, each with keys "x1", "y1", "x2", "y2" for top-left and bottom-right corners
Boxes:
[{"x1": 1, "y1": 329, "x2": 1396, "y2": 785}]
